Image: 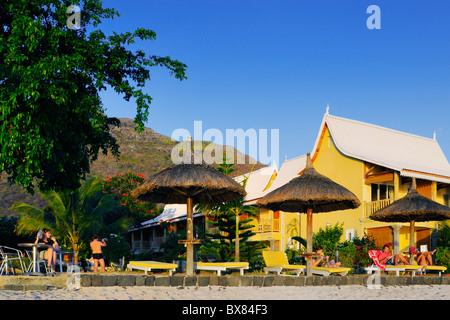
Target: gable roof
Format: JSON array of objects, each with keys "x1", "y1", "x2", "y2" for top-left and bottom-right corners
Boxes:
[
  {"x1": 254, "y1": 155, "x2": 307, "y2": 202},
  {"x1": 312, "y1": 113, "x2": 450, "y2": 184},
  {"x1": 235, "y1": 164, "x2": 278, "y2": 204}
]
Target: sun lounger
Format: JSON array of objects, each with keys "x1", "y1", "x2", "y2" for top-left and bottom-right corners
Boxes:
[
  {"x1": 262, "y1": 251, "x2": 306, "y2": 276},
  {"x1": 194, "y1": 262, "x2": 249, "y2": 276},
  {"x1": 421, "y1": 265, "x2": 447, "y2": 277},
  {"x1": 312, "y1": 266, "x2": 352, "y2": 276},
  {"x1": 194, "y1": 255, "x2": 249, "y2": 276},
  {"x1": 127, "y1": 261, "x2": 178, "y2": 275},
  {"x1": 365, "y1": 250, "x2": 422, "y2": 276}
]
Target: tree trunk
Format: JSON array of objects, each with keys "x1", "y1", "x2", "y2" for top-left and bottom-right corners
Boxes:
[
  {"x1": 306, "y1": 208, "x2": 313, "y2": 277},
  {"x1": 186, "y1": 197, "x2": 194, "y2": 276},
  {"x1": 235, "y1": 213, "x2": 240, "y2": 262}
]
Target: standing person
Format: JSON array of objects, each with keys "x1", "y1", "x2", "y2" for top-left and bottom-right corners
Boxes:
[
  {"x1": 90, "y1": 235, "x2": 107, "y2": 272},
  {"x1": 35, "y1": 229, "x2": 60, "y2": 273}
]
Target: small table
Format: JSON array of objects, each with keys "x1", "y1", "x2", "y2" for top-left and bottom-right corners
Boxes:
[{"x1": 18, "y1": 243, "x2": 50, "y2": 276}]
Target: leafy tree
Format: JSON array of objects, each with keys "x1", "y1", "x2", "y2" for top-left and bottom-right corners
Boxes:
[
  {"x1": 0, "y1": 216, "x2": 33, "y2": 248},
  {"x1": 0, "y1": 0, "x2": 187, "y2": 193},
  {"x1": 12, "y1": 177, "x2": 131, "y2": 261}
]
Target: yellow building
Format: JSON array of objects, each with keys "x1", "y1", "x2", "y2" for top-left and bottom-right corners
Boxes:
[{"x1": 244, "y1": 110, "x2": 450, "y2": 255}]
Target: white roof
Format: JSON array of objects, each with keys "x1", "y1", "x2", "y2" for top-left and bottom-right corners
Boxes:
[
  {"x1": 239, "y1": 155, "x2": 307, "y2": 205},
  {"x1": 135, "y1": 204, "x2": 202, "y2": 229},
  {"x1": 234, "y1": 164, "x2": 278, "y2": 203},
  {"x1": 312, "y1": 113, "x2": 450, "y2": 183}
]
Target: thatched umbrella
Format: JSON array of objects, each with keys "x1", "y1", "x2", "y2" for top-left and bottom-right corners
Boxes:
[
  {"x1": 257, "y1": 153, "x2": 361, "y2": 276},
  {"x1": 369, "y1": 177, "x2": 450, "y2": 264},
  {"x1": 132, "y1": 138, "x2": 246, "y2": 275}
]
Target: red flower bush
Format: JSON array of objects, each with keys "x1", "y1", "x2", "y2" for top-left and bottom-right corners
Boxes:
[{"x1": 102, "y1": 171, "x2": 161, "y2": 225}]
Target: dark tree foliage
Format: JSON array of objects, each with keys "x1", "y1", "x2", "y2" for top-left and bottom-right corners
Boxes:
[{"x1": 0, "y1": 0, "x2": 187, "y2": 193}]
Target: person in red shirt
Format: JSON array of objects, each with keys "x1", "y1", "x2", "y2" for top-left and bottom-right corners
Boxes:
[{"x1": 378, "y1": 244, "x2": 410, "y2": 266}]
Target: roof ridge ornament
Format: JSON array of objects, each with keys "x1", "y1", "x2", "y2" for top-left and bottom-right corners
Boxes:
[
  {"x1": 326, "y1": 104, "x2": 330, "y2": 115},
  {"x1": 433, "y1": 131, "x2": 436, "y2": 140},
  {"x1": 305, "y1": 152, "x2": 313, "y2": 169}
]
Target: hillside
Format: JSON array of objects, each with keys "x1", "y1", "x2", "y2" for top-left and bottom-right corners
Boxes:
[{"x1": 0, "y1": 118, "x2": 266, "y2": 217}]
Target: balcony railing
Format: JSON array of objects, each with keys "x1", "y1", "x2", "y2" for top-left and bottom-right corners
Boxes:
[
  {"x1": 256, "y1": 218, "x2": 280, "y2": 233},
  {"x1": 365, "y1": 199, "x2": 393, "y2": 218}
]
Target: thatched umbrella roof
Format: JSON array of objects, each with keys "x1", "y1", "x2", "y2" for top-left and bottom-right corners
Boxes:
[
  {"x1": 257, "y1": 153, "x2": 361, "y2": 213},
  {"x1": 369, "y1": 177, "x2": 450, "y2": 222},
  {"x1": 257, "y1": 152, "x2": 360, "y2": 276},
  {"x1": 131, "y1": 162, "x2": 246, "y2": 204}
]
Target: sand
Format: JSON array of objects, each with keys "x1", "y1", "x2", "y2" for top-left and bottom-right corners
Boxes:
[{"x1": 0, "y1": 285, "x2": 448, "y2": 300}]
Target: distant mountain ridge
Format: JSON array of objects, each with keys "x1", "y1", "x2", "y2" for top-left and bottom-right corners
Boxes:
[{"x1": 0, "y1": 118, "x2": 266, "y2": 217}]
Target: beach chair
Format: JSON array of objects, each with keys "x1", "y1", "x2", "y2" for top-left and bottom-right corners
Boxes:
[
  {"x1": 312, "y1": 266, "x2": 352, "y2": 276},
  {"x1": 421, "y1": 265, "x2": 447, "y2": 277},
  {"x1": 194, "y1": 255, "x2": 249, "y2": 276},
  {"x1": 262, "y1": 251, "x2": 306, "y2": 276},
  {"x1": 365, "y1": 250, "x2": 421, "y2": 276},
  {"x1": 413, "y1": 246, "x2": 447, "y2": 276},
  {"x1": 127, "y1": 261, "x2": 178, "y2": 275},
  {"x1": 0, "y1": 246, "x2": 27, "y2": 275}
]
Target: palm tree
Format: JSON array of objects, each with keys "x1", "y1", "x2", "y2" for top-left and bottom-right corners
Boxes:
[{"x1": 12, "y1": 177, "x2": 131, "y2": 262}]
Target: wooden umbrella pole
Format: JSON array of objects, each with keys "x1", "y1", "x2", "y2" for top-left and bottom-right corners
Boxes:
[
  {"x1": 186, "y1": 196, "x2": 194, "y2": 276},
  {"x1": 306, "y1": 208, "x2": 313, "y2": 277},
  {"x1": 410, "y1": 219, "x2": 415, "y2": 265}
]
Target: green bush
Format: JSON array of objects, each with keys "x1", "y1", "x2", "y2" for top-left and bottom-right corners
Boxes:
[
  {"x1": 102, "y1": 234, "x2": 131, "y2": 265},
  {"x1": 313, "y1": 222, "x2": 343, "y2": 257},
  {"x1": 435, "y1": 221, "x2": 450, "y2": 274},
  {"x1": 334, "y1": 233, "x2": 377, "y2": 274},
  {"x1": 436, "y1": 247, "x2": 450, "y2": 272}
]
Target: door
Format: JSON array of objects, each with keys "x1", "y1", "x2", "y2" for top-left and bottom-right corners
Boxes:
[{"x1": 368, "y1": 227, "x2": 393, "y2": 248}]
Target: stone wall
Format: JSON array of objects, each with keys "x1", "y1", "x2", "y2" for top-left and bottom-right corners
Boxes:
[
  {"x1": 1, "y1": 274, "x2": 448, "y2": 291},
  {"x1": 80, "y1": 274, "x2": 450, "y2": 288}
]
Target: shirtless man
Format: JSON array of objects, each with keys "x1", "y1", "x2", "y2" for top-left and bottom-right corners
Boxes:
[{"x1": 90, "y1": 235, "x2": 107, "y2": 272}]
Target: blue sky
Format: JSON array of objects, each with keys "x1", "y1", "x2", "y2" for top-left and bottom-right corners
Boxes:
[{"x1": 97, "y1": 0, "x2": 450, "y2": 167}]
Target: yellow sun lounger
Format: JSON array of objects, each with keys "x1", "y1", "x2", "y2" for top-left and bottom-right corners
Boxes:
[
  {"x1": 312, "y1": 266, "x2": 352, "y2": 276},
  {"x1": 194, "y1": 262, "x2": 249, "y2": 276},
  {"x1": 127, "y1": 261, "x2": 178, "y2": 276},
  {"x1": 263, "y1": 251, "x2": 306, "y2": 276},
  {"x1": 422, "y1": 265, "x2": 447, "y2": 277}
]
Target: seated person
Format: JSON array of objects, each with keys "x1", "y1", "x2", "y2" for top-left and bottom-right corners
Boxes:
[
  {"x1": 378, "y1": 244, "x2": 410, "y2": 266},
  {"x1": 312, "y1": 245, "x2": 341, "y2": 268},
  {"x1": 415, "y1": 248, "x2": 437, "y2": 266},
  {"x1": 35, "y1": 228, "x2": 60, "y2": 273}
]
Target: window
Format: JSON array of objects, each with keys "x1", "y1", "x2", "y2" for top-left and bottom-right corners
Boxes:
[
  {"x1": 445, "y1": 194, "x2": 450, "y2": 207},
  {"x1": 371, "y1": 184, "x2": 394, "y2": 201},
  {"x1": 345, "y1": 229, "x2": 355, "y2": 241}
]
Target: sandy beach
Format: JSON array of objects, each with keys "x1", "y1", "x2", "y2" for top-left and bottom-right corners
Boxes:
[{"x1": 0, "y1": 285, "x2": 448, "y2": 300}]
